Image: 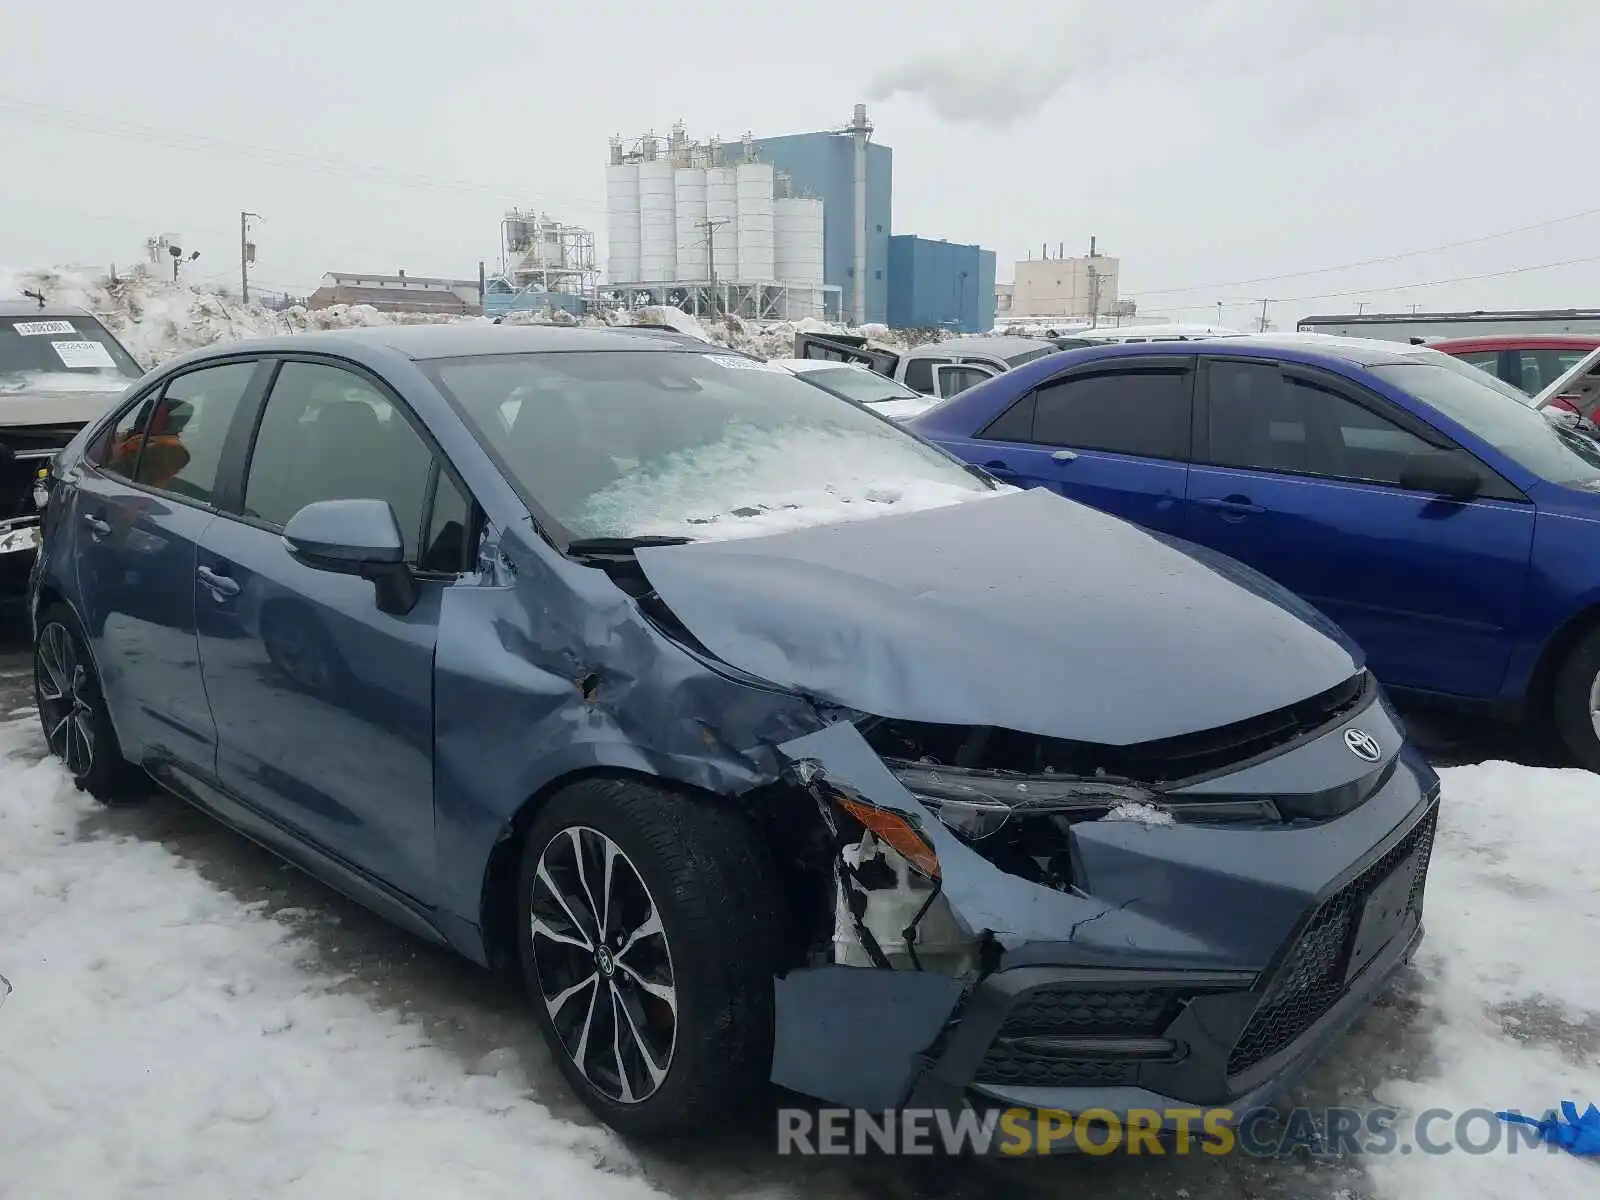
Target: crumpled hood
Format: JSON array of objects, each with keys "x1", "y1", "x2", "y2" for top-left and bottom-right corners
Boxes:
[
  {"x1": 0, "y1": 387, "x2": 123, "y2": 428},
  {"x1": 635, "y1": 487, "x2": 1359, "y2": 745}
]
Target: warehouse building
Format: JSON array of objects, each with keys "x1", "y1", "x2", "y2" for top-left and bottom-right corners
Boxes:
[
  {"x1": 602, "y1": 104, "x2": 994, "y2": 330},
  {"x1": 887, "y1": 236, "x2": 996, "y2": 333}
]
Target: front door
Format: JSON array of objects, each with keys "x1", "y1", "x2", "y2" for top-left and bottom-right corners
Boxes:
[
  {"x1": 69, "y1": 359, "x2": 263, "y2": 769},
  {"x1": 1185, "y1": 356, "x2": 1535, "y2": 698},
  {"x1": 194, "y1": 358, "x2": 473, "y2": 901},
  {"x1": 956, "y1": 356, "x2": 1195, "y2": 535}
]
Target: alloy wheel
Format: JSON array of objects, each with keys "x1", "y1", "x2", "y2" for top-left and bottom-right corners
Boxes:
[
  {"x1": 36, "y1": 622, "x2": 96, "y2": 781},
  {"x1": 528, "y1": 825, "x2": 677, "y2": 1105},
  {"x1": 1588, "y1": 669, "x2": 1600, "y2": 743}
]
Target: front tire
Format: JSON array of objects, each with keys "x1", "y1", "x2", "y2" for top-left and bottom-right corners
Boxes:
[
  {"x1": 516, "y1": 777, "x2": 779, "y2": 1138},
  {"x1": 34, "y1": 603, "x2": 144, "y2": 800},
  {"x1": 1552, "y1": 626, "x2": 1600, "y2": 772}
]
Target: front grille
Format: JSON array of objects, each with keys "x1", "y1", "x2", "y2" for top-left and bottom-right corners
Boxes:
[
  {"x1": 976, "y1": 1048, "x2": 1138, "y2": 1088},
  {"x1": 0, "y1": 426, "x2": 77, "y2": 521},
  {"x1": 974, "y1": 985, "x2": 1185, "y2": 1089},
  {"x1": 1227, "y1": 804, "x2": 1437, "y2": 1076}
]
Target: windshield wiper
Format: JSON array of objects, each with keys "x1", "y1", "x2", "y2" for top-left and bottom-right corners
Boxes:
[{"x1": 564, "y1": 534, "x2": 695, "y2": 557}]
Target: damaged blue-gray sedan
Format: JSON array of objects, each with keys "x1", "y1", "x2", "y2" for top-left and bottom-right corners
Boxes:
[{"x1": 28, "y1": 325, "x2": 1438, "y2": 1140}]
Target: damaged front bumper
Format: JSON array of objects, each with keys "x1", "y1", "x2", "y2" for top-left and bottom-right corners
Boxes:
[{"x1": 769, "y1": 697, "x2": 1437, "y2": 1124}]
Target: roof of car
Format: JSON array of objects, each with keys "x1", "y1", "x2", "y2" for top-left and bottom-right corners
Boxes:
[
  {"x1": 172, "y1": 322, "x2": 740, "y2": 365},
  {"x1": 1426, "y1": 335, "x2": 1600, "y2": 352},
  {"x1": 0, "y1": 299, "x2": 101, "y2": 320},
  {"x1": 1042, "y1": 332, "x2": 1444, "y2": 370},
  {"x1": 904, "y1": 336, "x2": 1057, "y2": 359}
]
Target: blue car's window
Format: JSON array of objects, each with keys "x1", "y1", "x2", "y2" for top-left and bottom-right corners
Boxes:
[
  {"x1": 1207, "y1": 360, "x2": 1436, "y2": 485},
  {"x1": 1371, "y1": 361, "x2": 1600, "y2": 485},
  {"x1": 1030, "y1": 367, "x2": 1191, "y2": 460},
  {"x1": 244, "y1": 361, "x2": 437, "y2": 559},
  {"x1": 429, "y1": 350, "x2": 992, "y2": 541},
  {"x1": 101, "y1": 361, "x2": 256, "y2": 503}
]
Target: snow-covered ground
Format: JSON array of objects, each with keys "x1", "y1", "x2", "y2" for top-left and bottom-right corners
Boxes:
[
  {"x1": 0, "y1": 266, "x2": 939, "y2": 370},
  {"x1": 0, "y1": 661, "x2": 1594, "y2": 1199}
]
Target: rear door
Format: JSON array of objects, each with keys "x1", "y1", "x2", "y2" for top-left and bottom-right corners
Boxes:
[
  {"x1": 69, "y1": 358, "x2": 265, "y2": 771},
  {"x1": 956, "y1": 355, "x2": 1194, "y2": 535},
  {"x1": 194, "y1": 357, "x2": 474, "y2": 902},
  {"x1": 1185, "y1": 355, "x2": 1535, "y2": 698}
]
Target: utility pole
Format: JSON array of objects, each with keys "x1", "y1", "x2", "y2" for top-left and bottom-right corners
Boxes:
[
  {"x1": 1356, "y1": 301, "x2": 1369, "y2": 316},
  {"x1": 698, "y1": 217, "x2": 729, "y2": 318},
  {"x1": 1085, "y1": 234, "x2": 1102, "y2": 328},
  {"x1": 1216, "y1": 301, "x2": 1223, "y2": 326},
  {"x1": 239, "y1": 212, "x2": 261, "y2": 304},
  {"x1": 1257, "y1": 298, "x2": 1272, "y2": 332}
]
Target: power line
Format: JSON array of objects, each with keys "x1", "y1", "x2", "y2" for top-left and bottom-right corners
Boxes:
[
  {"x1": 1124, "y1": 205, "x2": 1600, "y2": 300},
  {"x1": 0, "y1": 96, "x2": 605, "y2": 215}
]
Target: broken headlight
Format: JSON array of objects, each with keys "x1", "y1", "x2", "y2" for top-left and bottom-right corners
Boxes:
[{"x1": 889, "y1": 761, "x2": 1161, "y2": 841}]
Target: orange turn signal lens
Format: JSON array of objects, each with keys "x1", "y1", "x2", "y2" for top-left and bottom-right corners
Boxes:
[{"x1": 835, "y1": 796, "x2": 941, "y2": 880}]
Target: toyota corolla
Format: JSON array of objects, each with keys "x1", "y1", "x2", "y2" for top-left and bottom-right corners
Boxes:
[{"x1": 29, "y1": 325, "x2": 1437, "y2": 1140}]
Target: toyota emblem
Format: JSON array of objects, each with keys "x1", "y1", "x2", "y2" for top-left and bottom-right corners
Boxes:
[{"x1": 1344, "y1": 728, "x2": 1382, "y2": 762}]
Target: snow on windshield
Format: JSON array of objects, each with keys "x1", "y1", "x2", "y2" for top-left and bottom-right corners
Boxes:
[{"x1": 578, "y1": 420, "x2": 1006, "y2": 540}]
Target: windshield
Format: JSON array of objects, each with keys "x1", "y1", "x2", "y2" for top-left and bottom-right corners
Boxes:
[
  {"x1": 0, "y1": 315, "x2": 143, "y2": 392},
  {"x1": 429, "y1": 350, "x2": 995, "y2": 542},
  {"x1": 795, "y1": 366, "x2": 921, "y2": 406},
  {"x1": 1371, "y1": 360, "x2": 1600, "y2": 484}
]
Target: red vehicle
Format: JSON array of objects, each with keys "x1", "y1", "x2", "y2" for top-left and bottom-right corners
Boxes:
[{"x1": 1429, "y1": 335, "x2": 1600, "y2": 396}]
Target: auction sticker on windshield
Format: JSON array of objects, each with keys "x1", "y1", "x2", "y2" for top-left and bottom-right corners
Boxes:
[
  {"x1": 12, "y1": 320, "x2": 76, "y2": 337},
  {"x1": 50, "y1": 340, "x2": 116, "y2": 369},
  {"x1": 704, "y1": 354, "x2": 784, "y2": 372}
]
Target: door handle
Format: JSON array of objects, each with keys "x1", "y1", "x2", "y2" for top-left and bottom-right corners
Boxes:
[
  {"x1": 81, "y1": 514, "x2": 111, "y2": 538},
  {"x1": 1196, "y1": 496, "x2": 1265, "y2": 516},
  {"x1": 196, "y1": 565, "x2": 241, "y2": 598},
  {"x1": 1050, "y1": 449, "x2": 1078, "y2": 463}
]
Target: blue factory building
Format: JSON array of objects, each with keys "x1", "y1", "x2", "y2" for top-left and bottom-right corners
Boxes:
[
  {"x1": 886, "y1": 236, "x2": 997, "y2": 334},
  {"x1": 745, "y1": 129, "x2": 892, "y2": 326}
]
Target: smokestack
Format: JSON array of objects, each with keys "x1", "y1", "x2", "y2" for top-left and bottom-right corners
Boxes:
[
  {"x1": 1058, "y1": 242, "x2": 1063, "y2": 258},
  {"x1": 1089, "y1": 235, "x2": 1097, "y2": 258},
  {"x1": 850, "y1": 103, "x2": 872, "y2": 325}
]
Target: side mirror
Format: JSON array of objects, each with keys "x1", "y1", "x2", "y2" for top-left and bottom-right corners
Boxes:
[
  {"x1": 281, "y1": 498, "x2": 416, "y2": 615},
  {"x1": 1399, "y1": 449, "x2": 1480, "y2": 500}
]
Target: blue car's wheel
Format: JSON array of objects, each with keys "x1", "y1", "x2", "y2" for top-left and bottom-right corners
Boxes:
[
  {"x1": 1553, "y1": 628, "x2": 1600, "y2": 773},
  {"x1": 33, "y1": 604, "x2": 143, "y2": 800},
  {"x1": 515, "y1": 777, "x2": 779, "y2": 1138}
]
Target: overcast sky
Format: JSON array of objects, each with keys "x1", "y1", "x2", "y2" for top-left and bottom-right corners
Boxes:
[{"x1": 1, "y1": 0, "x2": 1596, "y2": 325}]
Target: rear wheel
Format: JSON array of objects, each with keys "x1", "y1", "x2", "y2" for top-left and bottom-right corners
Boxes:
[
  {"x1": 34, "y1": 604, "x2": 144, "y2": 800},
  {"x1": 516, "y1": 777, "x2": 779, "y2": 1138},
  {"x1": 1551, "y1": 626, "x2": 1600, "y2": 772}
]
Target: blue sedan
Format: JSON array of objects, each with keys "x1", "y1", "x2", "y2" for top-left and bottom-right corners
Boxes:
[
  {"x1": 29, "y1": 325, "x2": 1438, "y2": 1140},
  {"x1": 907, "y1": 334, "x2": 1600, "y2": 767}
]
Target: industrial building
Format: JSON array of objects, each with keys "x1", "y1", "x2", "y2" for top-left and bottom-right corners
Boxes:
[
  {"x1": 603, "y1": 104, "x2": 997, "y2": 330},
  {"x1": 998, "y1": 240, "x2": 1121, "y2": 322},
  {"x1": 604, "y1": 124, "x2": 837, "y2": 321},
  {"x1": 887, "y1": 236, "x2": 996, "y2": 333},
  {"x1": 307, "y1": 271, "x2": 482, "y2": 315}
]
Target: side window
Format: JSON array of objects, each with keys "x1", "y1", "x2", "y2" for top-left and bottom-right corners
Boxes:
[
  {"x1": 101, "y1": 361, "x2": 256, "y2": 501},
  {"x1": 937, "y1": 365, "x2": 994, "y2": 397},
  {"x1": 96, "y1": 395, "x2": 155, "y2": 479},
  {"x1": 1030, "y1": 367, "x2": 1192, "y2": 459},
  {"x1": 243, "y1": 361, "x2": 436, "y2": 561},
  {"x1": 419, "y1": 468, "x2": 471, "y2": 574},
  {"x1": 903, "y1": 357, "x2": 943, "y2": 395},
  {"x1": 1206, "y1": 359, "x2": 1437, "y2": 486},
  {"x1": 978, "y1": 391, "x2": 1037, "y2": 442},
  {"x1": 1453, "y1": 350, "x2": 1502, "y2": 378},
  {"x1": 1520, "y1": 349, "x2": 1591, "y2": 394}
]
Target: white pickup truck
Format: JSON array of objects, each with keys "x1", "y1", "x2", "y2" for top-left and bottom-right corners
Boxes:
[{"x1": 791, "y1": 331, "x2": 1061, "y2": 401}]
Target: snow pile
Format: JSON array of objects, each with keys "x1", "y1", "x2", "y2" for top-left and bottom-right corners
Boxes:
[
  {"x1": 1102, "y1": 801, "x2": 1176, "y2": 826},
  {"x1": 0, "y1": 714, "x2": 679, "y2": 1199},
  {"x1": 1366, "y1": 762, "x2": 1600, "y2": 1199},
  {"x1": 1, "y1": 267, "x2": 953, "y2": 371}
]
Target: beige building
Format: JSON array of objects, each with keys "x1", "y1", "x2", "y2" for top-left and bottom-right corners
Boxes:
[{"x1": 998, "y1": 252, "x2": 1121, "y2": 321}]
